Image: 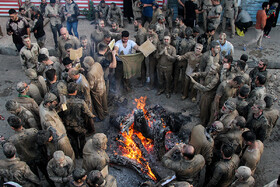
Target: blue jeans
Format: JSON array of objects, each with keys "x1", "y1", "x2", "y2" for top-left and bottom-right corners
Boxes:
[
  {"x1": 67, "y1": 21, "x2": 79, "y2": 38},
  {"x1": 170, "y1": 5, "x2": 178, "y2": 21}
]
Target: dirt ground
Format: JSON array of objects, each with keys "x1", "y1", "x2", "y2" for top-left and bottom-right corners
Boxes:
[{"x1": 0, "y1": 17, "x2": 280, "y2": 186}]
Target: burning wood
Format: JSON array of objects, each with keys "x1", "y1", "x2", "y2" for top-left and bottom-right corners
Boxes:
[{"x1": 110, "y1": 96, "x2": 192, "y2": 181}]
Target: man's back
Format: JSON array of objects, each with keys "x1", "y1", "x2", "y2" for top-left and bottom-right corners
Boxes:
[
  {"x1": 256, "y1": 9, "x2": 267, "y2": 29},
  {"x1": 162, "y1": 153, "x2": 205, "y2": 183},
  {"x1": 8, "y1": 128, "x2": 39, "y2": 163},
  {"x1": 208, "y1": 154, "x2": 240, "y2": 187},
  {"x1": 0, "y1": 158, "x2": 40, "y2": 186}
]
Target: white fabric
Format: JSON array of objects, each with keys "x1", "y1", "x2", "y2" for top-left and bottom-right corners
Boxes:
[
  {"x1": 115, "y1": 40, "x2": 137, "y2": 55},
  {"x1": 217, "y1": 40, "x2": 234, "y2": 56}
]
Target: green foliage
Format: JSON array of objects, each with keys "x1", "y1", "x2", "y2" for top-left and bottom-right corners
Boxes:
[{"x1": 81, "y1": 1, "x2": 96, "y2": 21}]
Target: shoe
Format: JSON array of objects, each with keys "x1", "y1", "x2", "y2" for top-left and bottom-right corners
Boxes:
[
  {"x1": 181, "y1": 96, "x2": 187, "y2": 100},
  {"x1": 230, "y1": 34, "x2": 234, "y2": 38},
  {"x1": 146, "y1": 77, "x2": 150, "y2": 83},
  {"x1": 166, "y1": 93, "x2": 171, "y2": 98},
  {"x1": 266, "y1": 35, "x2": 271, "y2": 39},
  {"x1": 243, "y1": 45, "x2": 246, "y2": 51},
  {"x1": 257, "y1": 47, "x2": 263, "y2": 50},
  {"x1": 157, "y1": 90, "x2": 164, "y2": 95}
]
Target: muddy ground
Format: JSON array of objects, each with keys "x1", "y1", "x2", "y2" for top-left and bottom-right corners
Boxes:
[{"x1": 0, "y1": 17, "x2": 280, "y2": 186}]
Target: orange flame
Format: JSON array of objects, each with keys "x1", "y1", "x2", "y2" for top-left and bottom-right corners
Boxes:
[{"x1": 117, "y1": 96, "x2": 157, "y2": 181}]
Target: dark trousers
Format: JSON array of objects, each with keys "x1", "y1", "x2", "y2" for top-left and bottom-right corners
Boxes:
[
  {"x1": 115, "y1": 61, "x2": 131, "y2": 93},
  {"x1": 185, "y1": 18, "x2": 195, "y2": 28},
  {"x1": 142, "y1": 16, "x2": 152, "y2": 27},
  {"x1": 182, "y1": 76, "x2": 197, "y2": 98},
  {"x1": 51, "y1": 24, "x2": 62, "y2": 47},
  {"x1": 15, "y1": 42, "x2": 24, "y2": 52},
  {"x1": 235, "y1": 21, "x2": 253, "y2": 32},
  {"x1": 264, "y1": 18, "x2": 274, "y2": 35},
  {"x1": 27, "y1": 159, "x2": 55, "y2": 186},
  {"x1": 157, "y1": 66, "x2": 173, "y2": 94},
  {"x1": 149, "y1": 56, "x2": 158, "y2": 88},
  {"x1": 173, "y1": 60, "x2": 187, "y2": 93},
  {"x1": 68, "y1": 129, "x2": 86, "y2": 158},
  {"x1": 91, "y1": 92, "x2": 108, "y2": 120}
]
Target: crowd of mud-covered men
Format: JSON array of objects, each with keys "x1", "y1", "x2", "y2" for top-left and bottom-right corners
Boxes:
[{"x1": 0, "y1": 0, "x2": 280, "y2": 186}]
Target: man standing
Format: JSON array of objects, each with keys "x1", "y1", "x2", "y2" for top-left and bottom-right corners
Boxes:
[
  {"x1": 5, "y1": 100, "x2": 39, "y2": 130},
  {"x1": 58, "y1": 27, "x2": 80, "y2": 61},
  {"x1": 211, "y1": 76, "x2": 244, "y2": 123},
  {"x1": 217, "y1": 98, "x2": 239, "y2": 131},
  {"x1": 155, "y1": 35, "x2": 177, "y2": 98},
  {"x1": 83, "y1": 57, "x2": 107, "y2": 121},
  {"x1": 14, "y1": 81, "x2": 40, "y2": 119},
  {"x1": 80, "y1": 35, "x2": 94, "y2": 62},
  {"x1": 47, "y1": 150, "x2": 74, "y2": 187},
  {"x1": 114, "y1": 31, "x2": 139, "y2": 93},
  {"x1": 83, "y1": 133, "x2": 109, "y2": 173},
  {"x1": 65, "y1": 0, "x2": 80, "y2": 38},
  {"x1": 63, "y1": 82, "x2": 96, "y2": 158},
  {"x1": 240, "y1": 131, "x2": 264, "y2": 174},
  {"x1": 46, "y1": 0, "x2": 63, "y2": 49},
  {"x1": 244, "y1": 2, "x2": 269, "y2": 51},
  {"x1": 199, "y1": 41, "x2": 220, "y2": 73},
  {"x1": 222, "y1": 0, "x2": 238, "y2": 38},
  {"x1": 231, "y1": 166, "x2": 255, "y2": 187},
  {"x1": 19, "y1": 35, "x2": 40, "y2": 71},
  {"x1": 217, "y1": 33, "x2": 234, "y2": 58},
  {"x1": 146, "y1": 25, "x2": 159, "y2": 90},
  {"x1": 184, "y1": 0, "x2": 201, "y2": 27},
  {"x1": 0, "y1": 143, "x2": 40, "y2": 186},
  {"x1": 7, "y1": 9, "x2": 30, "y2": 52},
  {"x1": 91, "y1": 19, "x2": 107, "y2": 52},
  {"x1": 177, "y1": 43, "x2": 203, "y2": 100},
  {"x1": 249, "y1": 59, "x2": 268, "y2": 89},
  {"x1": 38, "y1": 54, "x2": 62, "y2": 79},
  {"x1": 25, "y1": 68, "x2": 47, "y2": 105},
  {"x1": 246, "y1": 100, "x2": 270, "y2": 142},
  {"x1": 207, "y1": 0, "x2": 222, "y2": 30},
  {"x1": 31, "y1": 6, "x2": 46, "y2": 48},
  {"x1": 247, "y1": 74, "x2": 266, "y2": 106},
  {"x1": 162, "y1": 143, "x2": 205, "y2": 186},
  {"x1": 207, "y1": 144, "x2": 240, "y2": 187},
  {"x1": 134, "y1": 19, "x2": 148, "y2": 86},
  {"x1": 7, "y1": 116, "x2": 52, "y2": 185},
  {"x1": 39, "y1": 93, "x2": 75, "y2": 160},
  {"x1": 264, "y1": 94, "x2": 280, "y2": 137},
  {"x1": 141, "y1": 0, "x2": 155, "y2": 25},
  {"x1": 189, "y1": 124, "x2": 214, "y2": 166},
  {"x1": 94, "y1": 42, "x2": 117, "y2": 96},
  {"x1": 68, "y1": 68, "x2": 93, "y2": 113},
  {"x1": 189, "y1": 64, "x2": 220, "y2": 125}
]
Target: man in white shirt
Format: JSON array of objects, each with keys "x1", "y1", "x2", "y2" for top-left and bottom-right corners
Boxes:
[
  {"x1": 217, "y1": 33, "x2": 234, "y2": 60},
  {"x1": 114, "y1": 31, "x2": 139, "y2": 93}
]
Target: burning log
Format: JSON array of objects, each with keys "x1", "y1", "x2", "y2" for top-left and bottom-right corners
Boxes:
[
  {"x1": 109, "y1": 154, "x2": 156, "y2": 181},
  {"x1": 134, "y1": 109, "x2": 154, "y2": 140},
  {"x1": 120, "y1": 113, "x2": 135, "y2": 134},
  {"x1": 153, "y1": 120, "x2": 169, "y2": 159},
  {"x1": 132, "y1": 134, "x2": 154, "y2": 164}
]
